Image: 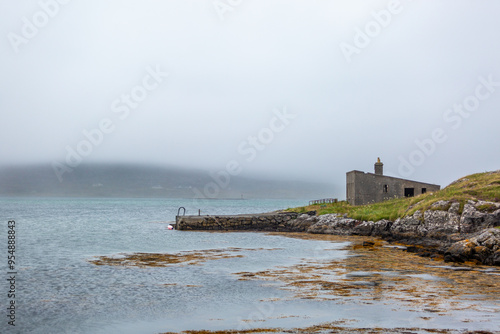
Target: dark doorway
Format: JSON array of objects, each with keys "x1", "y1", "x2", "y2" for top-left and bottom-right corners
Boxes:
[
  {"x1": 421, "y1": 188, "x2": 427, "y2": 194},
  {"x1": 404, "y1": 188, "x2": 415, "y2": 197},
  {"x1": 383, "y1": 185, "x2": 388, "y2": 193}
]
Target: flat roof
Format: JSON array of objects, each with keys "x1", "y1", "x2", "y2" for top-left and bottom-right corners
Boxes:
[{"x1": 346, "y1": 170, "x2": 440, "y2": 187}]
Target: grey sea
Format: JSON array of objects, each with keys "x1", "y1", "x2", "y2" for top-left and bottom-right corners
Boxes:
[{"x1": 1, "y1": 197, "x2": 499, "y2": 334}]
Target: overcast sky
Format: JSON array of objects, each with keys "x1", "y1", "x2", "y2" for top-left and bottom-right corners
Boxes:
[{"x1": 1, "y1": 0, "x2": 499, "y2": 191}]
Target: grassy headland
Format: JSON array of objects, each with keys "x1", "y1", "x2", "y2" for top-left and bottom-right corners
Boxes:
[{"x1": 288, "y1": 170, "x2": 500, "y2": 222}]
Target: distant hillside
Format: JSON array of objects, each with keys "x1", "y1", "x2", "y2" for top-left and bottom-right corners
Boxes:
[{"x1": 0, "y1": 163, "x2": 335, "y2": 199}]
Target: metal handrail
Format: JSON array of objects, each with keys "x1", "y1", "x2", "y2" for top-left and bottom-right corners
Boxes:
[{"x1": 177, "y1": 207, "x2": 186, "y2": 216}]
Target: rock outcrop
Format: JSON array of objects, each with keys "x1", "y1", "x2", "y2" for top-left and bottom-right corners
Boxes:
[
  {"x1": 445, "y1": 228, "x2": 500, "y2": 265},
  {"x1": 283, "y1": 213, "x2": 318, "y2": 231},
  {"x1": 307, "y1": 214, "x2": 359, "y2": 235},
  {"x1": 295, "y1": 200, "x2": 500, "y2": 265}
]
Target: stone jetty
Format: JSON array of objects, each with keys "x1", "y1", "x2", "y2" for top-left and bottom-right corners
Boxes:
[{"x1": 176, "y1": 212, "x2": 302, "y2": 232}]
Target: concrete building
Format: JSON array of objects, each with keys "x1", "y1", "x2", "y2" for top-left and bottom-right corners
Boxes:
[{"x1": 346, "y1": 158, "x2": 440, "y2": 206}]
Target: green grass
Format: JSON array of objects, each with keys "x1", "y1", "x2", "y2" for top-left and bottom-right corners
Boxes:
[{"x1": 288, "y1": 170, "x2": 500, "y2": 222}]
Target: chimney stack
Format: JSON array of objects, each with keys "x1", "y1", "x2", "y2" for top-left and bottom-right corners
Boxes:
[{"x1": 374, "y1": 157, "x2": 383, "y2": 175}]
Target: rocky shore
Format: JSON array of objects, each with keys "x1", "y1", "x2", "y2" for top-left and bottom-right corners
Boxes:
[{"x1": 286, "y1": 199, "x2": 500, "y2": 266}]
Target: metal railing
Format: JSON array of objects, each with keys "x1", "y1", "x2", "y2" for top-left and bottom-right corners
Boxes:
[{"x1": 308, "y1": 198, "x2": 338, "y2": 205}]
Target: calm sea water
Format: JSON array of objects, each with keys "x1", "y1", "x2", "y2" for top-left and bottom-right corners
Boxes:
[{"x1": 1, "y1": 197, "x2": 499, "y2": 334}]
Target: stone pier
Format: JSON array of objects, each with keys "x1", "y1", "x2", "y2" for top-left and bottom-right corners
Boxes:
[{"x1": 176, "y1": 212, "x2": 301, "y2": 232}]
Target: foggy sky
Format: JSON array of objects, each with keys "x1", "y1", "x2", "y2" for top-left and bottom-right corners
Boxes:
[{"x1": 1, "y1": 0, "x2": 500, "y2": 194}]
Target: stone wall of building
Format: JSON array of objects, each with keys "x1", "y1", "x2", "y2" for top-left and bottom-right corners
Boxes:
[{"x1": 346, "y1": 170, "x2": 440, "y2": 206}]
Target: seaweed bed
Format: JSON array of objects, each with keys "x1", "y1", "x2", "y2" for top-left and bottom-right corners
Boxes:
[
  {"x1": 238, "y1": 234, "x2": 500, "y2": 308},
  {"x1": 89, "y1": 233, "x2": 500, "y2": 334},
  {"x1": 88, "y1": 247, "x2": 280, "y2": 267}
]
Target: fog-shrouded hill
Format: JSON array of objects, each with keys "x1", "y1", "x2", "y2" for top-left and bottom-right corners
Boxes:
[{"x1": 0, "y1": 163, "x2": 336, "y2": 199}]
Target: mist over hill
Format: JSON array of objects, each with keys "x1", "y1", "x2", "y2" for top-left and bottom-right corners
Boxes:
[{"x1": 0, "y1": 164, "x2": 336, "y2": 199}]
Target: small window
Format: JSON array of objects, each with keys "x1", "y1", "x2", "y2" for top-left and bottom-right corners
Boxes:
[
  {"x1": 422, "y1": 188, "x2": 427, "y2": 194},
  {"x1": 383, "y1": 185, "x2": 388, "y2": 193},
  {"x1": 404, "y1": 188, "x2": 415, "y2": 197}
]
